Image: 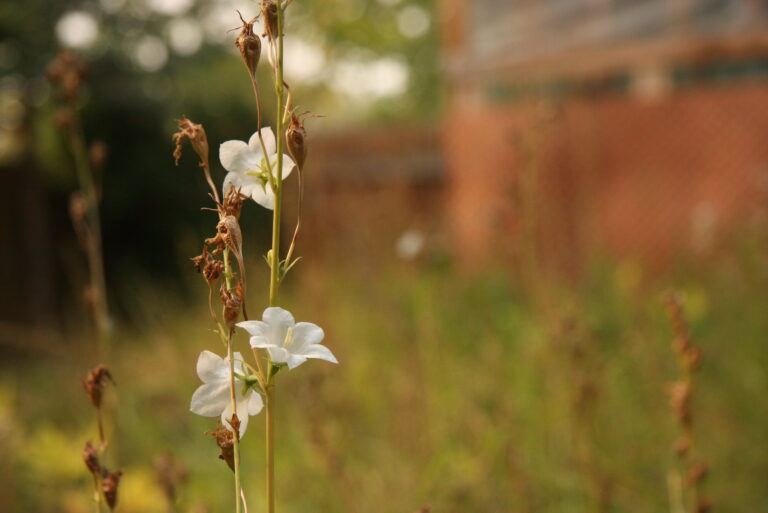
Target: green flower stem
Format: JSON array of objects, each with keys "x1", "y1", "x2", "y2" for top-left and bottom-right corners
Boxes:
[{"x1": 265, "y1": 3, "x2": 286, "y2": 513}]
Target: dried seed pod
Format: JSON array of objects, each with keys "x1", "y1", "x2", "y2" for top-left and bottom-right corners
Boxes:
[
  {"x1": 89, "y1": 140, "x2": 108, "y2": 169},
  {"x1": 217, "y1": 216, "x2": 243, "y2": 257},
  {"x1": 235, "y1": 12, "x2": 262, "y2": 78},
  {"x1": 204, "y1": 259, "x2": 224, "y2": 284},
  {"x1": 260, "y1": 0, "x2": 278, "y2": 41},
  {"x1": 220, "y1": 284, "x2": 244, "y2": 328},
  {"x1": 83, "y1": 365, "x2": 114, "y2": 409},
  {"x1": 286, "y1": 112, "x2": 307, "y2": 170},
  {"x1": 101, "y1": 469, "x2": 123, "y2": 511},
  {"x1": 172, "y1": 118, "x2": 209, "y2": 165},
  {"x1": 222, "y1": 185, "x2": 245, "y2": 219},
  {"x1": 82, "y1": 440, "x2": 101, "y2": 476},
  {"x1": 206, "y1": 423, "x2": 236, "y2": 471}
]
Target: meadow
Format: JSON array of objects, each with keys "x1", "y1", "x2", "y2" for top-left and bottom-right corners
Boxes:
[{"x1": 2, "y1": 235, "x2": 766, "y2": 513}]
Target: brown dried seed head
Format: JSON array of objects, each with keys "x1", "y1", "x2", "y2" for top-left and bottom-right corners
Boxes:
[
  {"x1": 674, "y1": 434, "x2": 691, "y2": 458},
  {"x1": 101, "y1": 469, "x2": 123, "y2": 511},
  {"x1": 217, "y1": 216, "x2": 243, "y2": 256},
  {"x1": 173, "y1": 118, "x2": 209, "y2": 165},
  {"x1": 684, "y1": 346, "x2": 703, "y2": 372},
  {"x1": 206, "y1": 423, "x2": 236, "y2": 471},
  {"x1": 286, "y1": 113, "x2": 307, "y2": 170},
  {"x1": 55, "y1": 108, "x2": 75, "y2": 131},
  {"x1": 83, "y1": 365, "x2": 114, "y2": 409},
  {"x1": 235, "y1": 12, "x2": 262, "y2": 78},
  {"x1": 695, "y1": 498, "x2": 713, "y2": 513},
  {"x1": 191, "y1": 245, "x2": 210, "y2": 273},
  {"x1": 222, "y1": 185, "x2": 245, "y2": 219},
  {"x1": 220, "y1": 284, "x2": 244, "y2": 327},
  {"x1": 83, "y1": 440, "x2": 101, "y2": 476},
  {"x1": 47, "y1": 50, "x2": 87, "y2": 101},
  {"x1": 260, "y1": 0, "x2": 278, "y2": 40},
  {"x1": 204, "y1": 259, "x2": 224, "y2": 284}
]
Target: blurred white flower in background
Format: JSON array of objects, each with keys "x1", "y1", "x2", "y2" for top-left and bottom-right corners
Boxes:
[
  {"x1": 56, "y1": 12, "x2": 99, "y2": 50},
  {"x1": 238, "y1": 307, "x2": 338, "y2": 370},
  {"x1": 167, "y1": 18, "x2": 203, "y2": 56},
  {"x1": 146, "y1": 0, "x2": 194, "y2": 16},
  {"x1": 132, "y1": 35, "x2": 169, "y2": 72},
  {"x1": 190, "y1": 351, "x2": 263, "y2": 437},
  {"x1": 219, "y1": 128, "x2": 296, "y2": 210},
  {"x1": 330, "y1": 56, "x2": 408, "y2": 101},
  {"x1": 396, "y1": 229, "x2": 425, "y2": 261}
]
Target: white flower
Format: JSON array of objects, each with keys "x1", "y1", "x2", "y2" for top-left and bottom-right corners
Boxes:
[
  {"x1": 190, "y1": 350, "x2": 263, "y2": 437},
  {"x1": 237, "y1": 307, "x2": 338, "y2": 370},
  {"x1": 219, "y1": 127, "x2": 296, "y2": 210}
]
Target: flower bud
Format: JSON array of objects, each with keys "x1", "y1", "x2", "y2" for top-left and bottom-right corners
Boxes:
[{"x1": 235, "y1": 13, "x2": 262, "y2": 79}]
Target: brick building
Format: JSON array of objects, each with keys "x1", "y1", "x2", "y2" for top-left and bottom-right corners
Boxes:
[{"x1": 440, "y1": 0, "x2": 768, "y2": 271}]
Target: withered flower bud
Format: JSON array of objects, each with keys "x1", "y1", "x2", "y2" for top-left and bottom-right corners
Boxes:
[
  {"x1": 235, "y1": 12, "x2": 262, "y2": 78},
  {"x1": 89, "y1": 140, "x2": 108, "y2": 169},
  {"x1": 222, "y1": 185, "x2": 245, "y2": 219},
  {"x1": 695, "y1": 498, "x2": 712, "y2": 513},
  {"x1": 191, "y1": 245, "x2": 210, "y2": 273},
  {"x1": 173, "y1": 118, "x2": 209, "y2": 165},
  {"x1": 83, "y1": 440, "x2": 101, "y2": 476},
  {"x1": 47, "y1": 50, "x2": 87, "y2": 101},
  {"x1": 101, "y1": 469, "x2": 123, "y2": 511},
  {"x1": 204, "y1": 259, "x2": 224, "y2": 284},
  {"x1": 220, "y1": 284, "x2": 244, "y2": 328},
  {"x1": 83, "y1": 365, "x2": 114, "y2": 409},
  {"x1": 674, "y1": 434, "x2": 691, "y2": 458},
  {"x1": 216, "y1": 215, "x2": 243, "y2": 256},
  {"x1": 206, "y1": 423, "x2": 236, "y2": 471},
  {"x1": 684, "y1": 346, "x2": 703, "y2": 372},
  {"x1": 286, "y1": 112, "x2": 307, "y2": 170},
  {"x1": 260, "y1": 0, "x2": 279, "y2": 41}
]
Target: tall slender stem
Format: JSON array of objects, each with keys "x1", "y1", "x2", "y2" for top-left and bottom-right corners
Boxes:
[
  {"x1": 226, "y1": 331, "x2": 243, "y2": 513},
  {"x1": 223, "y1": 249, "x2": 242, "y2": 513},
  {"x1": 69, "y1": 118, "x2": 111, "y2": 362},
  {"x1": 265, "y1": 4, "x2": 285, "y2": 513}
]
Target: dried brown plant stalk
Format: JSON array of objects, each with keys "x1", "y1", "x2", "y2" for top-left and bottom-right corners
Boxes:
[{"x1": 664, "y1": 292, "x2": 712, "y2": 513}]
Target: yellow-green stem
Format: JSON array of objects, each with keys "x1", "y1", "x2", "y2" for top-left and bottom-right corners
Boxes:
[
  {"x1": 226, "y1": 332, "x2": 243, "y2": 513},
  {"x1": 265, "y1": 4, "x2": 285, "y2": 513}
]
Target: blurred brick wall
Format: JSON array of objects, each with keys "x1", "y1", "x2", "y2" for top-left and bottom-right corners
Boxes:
[
  {"x1": 444, "y1": 82, "x2": 768, "y2": 271},
  {"x1": 290, "y1": 125, "x2": 444, "y2": 265}
]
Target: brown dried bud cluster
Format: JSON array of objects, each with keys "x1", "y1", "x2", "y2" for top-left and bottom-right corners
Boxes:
[
  {"x1": 235, "y1": 12, "x2": 262, "y2": 78},
  {"x1": 173, "y1": 118, "x2": 209, "y2": 165},
  {"x1": 102, "y1": 470, "x2": 123, "y2": 511},
  {"x1": 222, "y1": 185, "x2": 245, "y2": 219},
  {"x1": 220, "y1": 284, "x2": 244, "y2": 327},
  {"x1": 83, "y1": 440, "x2": 102, "y2": 476},
  {"x1": 192, "y1": 246, "x2": 225, "y2": 285},
  {"x1": 260, "y1": 1, "x2": 279, "y2": 41},
  {"x1": 83, "y1": 365, "x2": 114, "y2": 409},
  {"x1": 217, "y1": 215, "x2": 243, "y2": 256},
  {"x1": 686, "y1": 461, "x2": 709, "y2": 486},
  {"x1": 664, "y1": 292, "x2": 703, "y2": 373},
  {"x1": 47, "y1": 50, "x2": 87, "y2": 102},
  {"x1": 286, "y1": 112, "x2": 308, "y2": 170},
  {"x1": 206, "y1": 423, "x2": 236, "y2": 471},
  {"x1": 670, "y1": 380, "x2": 692, "y2": 427}
]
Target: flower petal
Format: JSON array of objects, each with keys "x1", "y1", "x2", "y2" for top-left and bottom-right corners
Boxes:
[
  {"x1": 247, "y1": 390, "x2": 264, "y2": 415},
  {"x1": 267, "y1": 346, "x2": 291, "y2": 365},
  {"x1": 267, "y1": 153, "x2": 295, "y2": 180},
  {"x1": 221, "y1": 399, "x2": 249, "y2": 437},
  {"x1": 219, "y1": 140, "x2": 251, "y2": 174},
  {"x1": 262, "y1": 307, "x2": 295, "y2": 346},
  {"x1": 249, "y1": 181, "x2": 275, "y2": 210},
  {"x1": 291, "y1": 322, "x2": 324, "y2": 354},
  {"x1": 197, "y1": 350, "x2": 227, "y2": 383},
  {"x1": 190, "y1": 382, "x2": 229, "y2": 416},
  {"x1": 286, "y1": 353, "x2": 307, "y2": 370},
  {"x1": 249, "y1": 128, "x2": 276, "y2": 156},
  {"x1": 302, "y1": 344, "x2": 339, "y2": 364}
]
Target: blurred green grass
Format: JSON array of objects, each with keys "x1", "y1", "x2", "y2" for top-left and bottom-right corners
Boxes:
[{"x1": 1, "y1": 245, "x2": 767, "y2": 513}]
